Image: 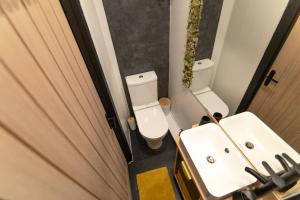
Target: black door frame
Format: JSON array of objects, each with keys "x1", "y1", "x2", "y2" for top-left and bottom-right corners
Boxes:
[
  {"x1": 237, "y1": 0, "x2": 300, "y2": 113},
  {"x1": 59, "y1": 0, "x2": 132, "y2": 162}
]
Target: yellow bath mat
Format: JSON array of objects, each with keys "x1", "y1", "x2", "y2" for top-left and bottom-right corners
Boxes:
[{"x1": 137, "y1": 167, "x2": 176, "y2": 200}]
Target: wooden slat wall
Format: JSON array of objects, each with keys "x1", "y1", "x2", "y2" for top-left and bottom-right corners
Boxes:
[{"x1": 0, "y1": 0, "x2": 130, "y2": 199}]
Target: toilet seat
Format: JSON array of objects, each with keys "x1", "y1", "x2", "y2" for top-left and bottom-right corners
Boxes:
[
  {"x1": 134, "y1": 103, "x2": 169, "y2": 140},
  {"x1": 195, "y1": 89, "x2": 229, "y2": 117}
]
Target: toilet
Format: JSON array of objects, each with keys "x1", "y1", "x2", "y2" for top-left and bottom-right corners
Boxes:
[
  {"x1": 125, "y1": 71, "x2": 169, "y2": 149},
  {"x1": 190, "y1": 59, "x2": 229, "y2": 117}
]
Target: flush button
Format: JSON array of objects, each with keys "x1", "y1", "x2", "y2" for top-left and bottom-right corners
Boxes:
[{"x1": 139, "y1": 75, "x2": 143, "y2": 78}]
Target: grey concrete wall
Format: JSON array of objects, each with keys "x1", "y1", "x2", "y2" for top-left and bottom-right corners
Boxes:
[
  {"x1": 102, "y1": 0, "x2": 222, "y2": 112},
  {"x1": 102, "y1": 0, "x2": 170, "y2": 104},
  {"x1": 196, "y1": 0, "x2": 224, "y2": 60}
]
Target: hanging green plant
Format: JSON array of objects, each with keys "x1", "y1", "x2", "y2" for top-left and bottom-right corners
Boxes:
[{"x1": 182, "y1": 0, "x2": 203, "y2": 88}]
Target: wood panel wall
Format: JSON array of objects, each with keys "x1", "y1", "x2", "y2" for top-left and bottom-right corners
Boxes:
[
  {"x1": 248, "y1": 16, "x2": 300, "y2": 153},
  {"x1": 0, "y1": 0, "x2": 131, "y2": 199}
]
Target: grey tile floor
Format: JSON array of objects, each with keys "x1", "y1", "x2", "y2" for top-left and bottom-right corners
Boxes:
[{"x1": 128, "y1": 129, "x2": 183, "y2": 200}]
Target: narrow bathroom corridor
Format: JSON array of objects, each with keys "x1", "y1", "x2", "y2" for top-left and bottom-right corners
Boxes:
[{"x1": 1, "y1": 0, "x2": 300, "y2": 199}]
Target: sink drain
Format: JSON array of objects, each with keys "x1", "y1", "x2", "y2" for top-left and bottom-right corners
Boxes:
[
  {"x1": 245, "y1": 142, "x2": 254, "y2": 149},
  {"x1": 207, "y1": 156, "x2": 215, "y2": 164},
  {"x1": 224, "y1": 148, "x2": 230, "y2": 153}
]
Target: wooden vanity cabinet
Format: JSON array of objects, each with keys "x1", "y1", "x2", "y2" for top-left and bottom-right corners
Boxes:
[
  {"x1": 174, "y1": 151, "x2": 202, "y2": 200},
  {"x1": 173, "y1": 139, "x2": 280, "y2": 200}
]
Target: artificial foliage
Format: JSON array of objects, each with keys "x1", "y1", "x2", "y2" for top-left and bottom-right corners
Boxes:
[{"x1": 182, "y1": 0, "x2": 203, "y2": 88}]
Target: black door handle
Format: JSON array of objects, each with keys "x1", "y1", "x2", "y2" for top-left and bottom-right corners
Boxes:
[
  {"x1": 105, "y1": 112, "x2": 116, "y2": 129},
  {"x1": 264, "y1": 70, "x2": 279, "y2": 86}
]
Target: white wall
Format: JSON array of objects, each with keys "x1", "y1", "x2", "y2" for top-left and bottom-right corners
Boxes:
[
  {"x1": 169, "y1": 0, "x2": 207, "y2": 130},
  {"x1": 79, "y1": 0, "x2": 131, "y2": 146},
  {"x1": 210, "y1": 0, "x2": 235, "y2": 87},
  {"x1": 212, "y1": 0, "x2": 288, "y2": 115}
]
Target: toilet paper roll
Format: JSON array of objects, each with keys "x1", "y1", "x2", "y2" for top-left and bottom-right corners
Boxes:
[
  {"x1": 127, "y1": 117, "x2": 136, "y2": 131},
  {"x1": 159, "y1": 97, "x2": 171, "y2": 114}
]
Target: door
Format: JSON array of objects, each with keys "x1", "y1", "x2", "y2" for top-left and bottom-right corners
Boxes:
[
  {"x1": 249, "y1": 15, "x2": 300, "y2": 153},
  {"x1": 0, "y1": 0, "x2": 130, "y2": 199},
  {"x1": 59, "y1": 0, "x2": 132, "y2": 162}
]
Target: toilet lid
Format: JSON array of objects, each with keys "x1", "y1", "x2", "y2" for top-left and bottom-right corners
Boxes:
[
  {"x1": 196, "y1": 91, "x2": 229, "y2": 117},
  {"x1": 134, "y1": 105, "x2": 169, "y2": 140}
]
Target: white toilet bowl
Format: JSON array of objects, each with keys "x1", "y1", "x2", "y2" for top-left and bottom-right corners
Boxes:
[
  {"x1": 134, "y1": 102, "x2": 168, "y2": 149},
  {"x1": 191, "y1": 59, "x2": 230, "y2": 117},
  {"x1": 193, "y1": 87, "x2": 229, "y2": 117},
  {"x1": 125, "y1": 71, "x2": 169, "y2": 149}
]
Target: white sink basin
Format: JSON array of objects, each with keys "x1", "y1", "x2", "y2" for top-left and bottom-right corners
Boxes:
[
  {"x1": 220, "y1": 112, "x2": 300, "y2": 176},
  {"x1": 180, "y1": 123, "x2": 256, "y2": 197}
]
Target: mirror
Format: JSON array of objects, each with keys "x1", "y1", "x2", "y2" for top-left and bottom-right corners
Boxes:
[
  {"x1": 183, "y1": 0, "x2": 300, "y2": 153},
  {"x1": 187, "y1": 0, "x2": 290, "y2": 122}
]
